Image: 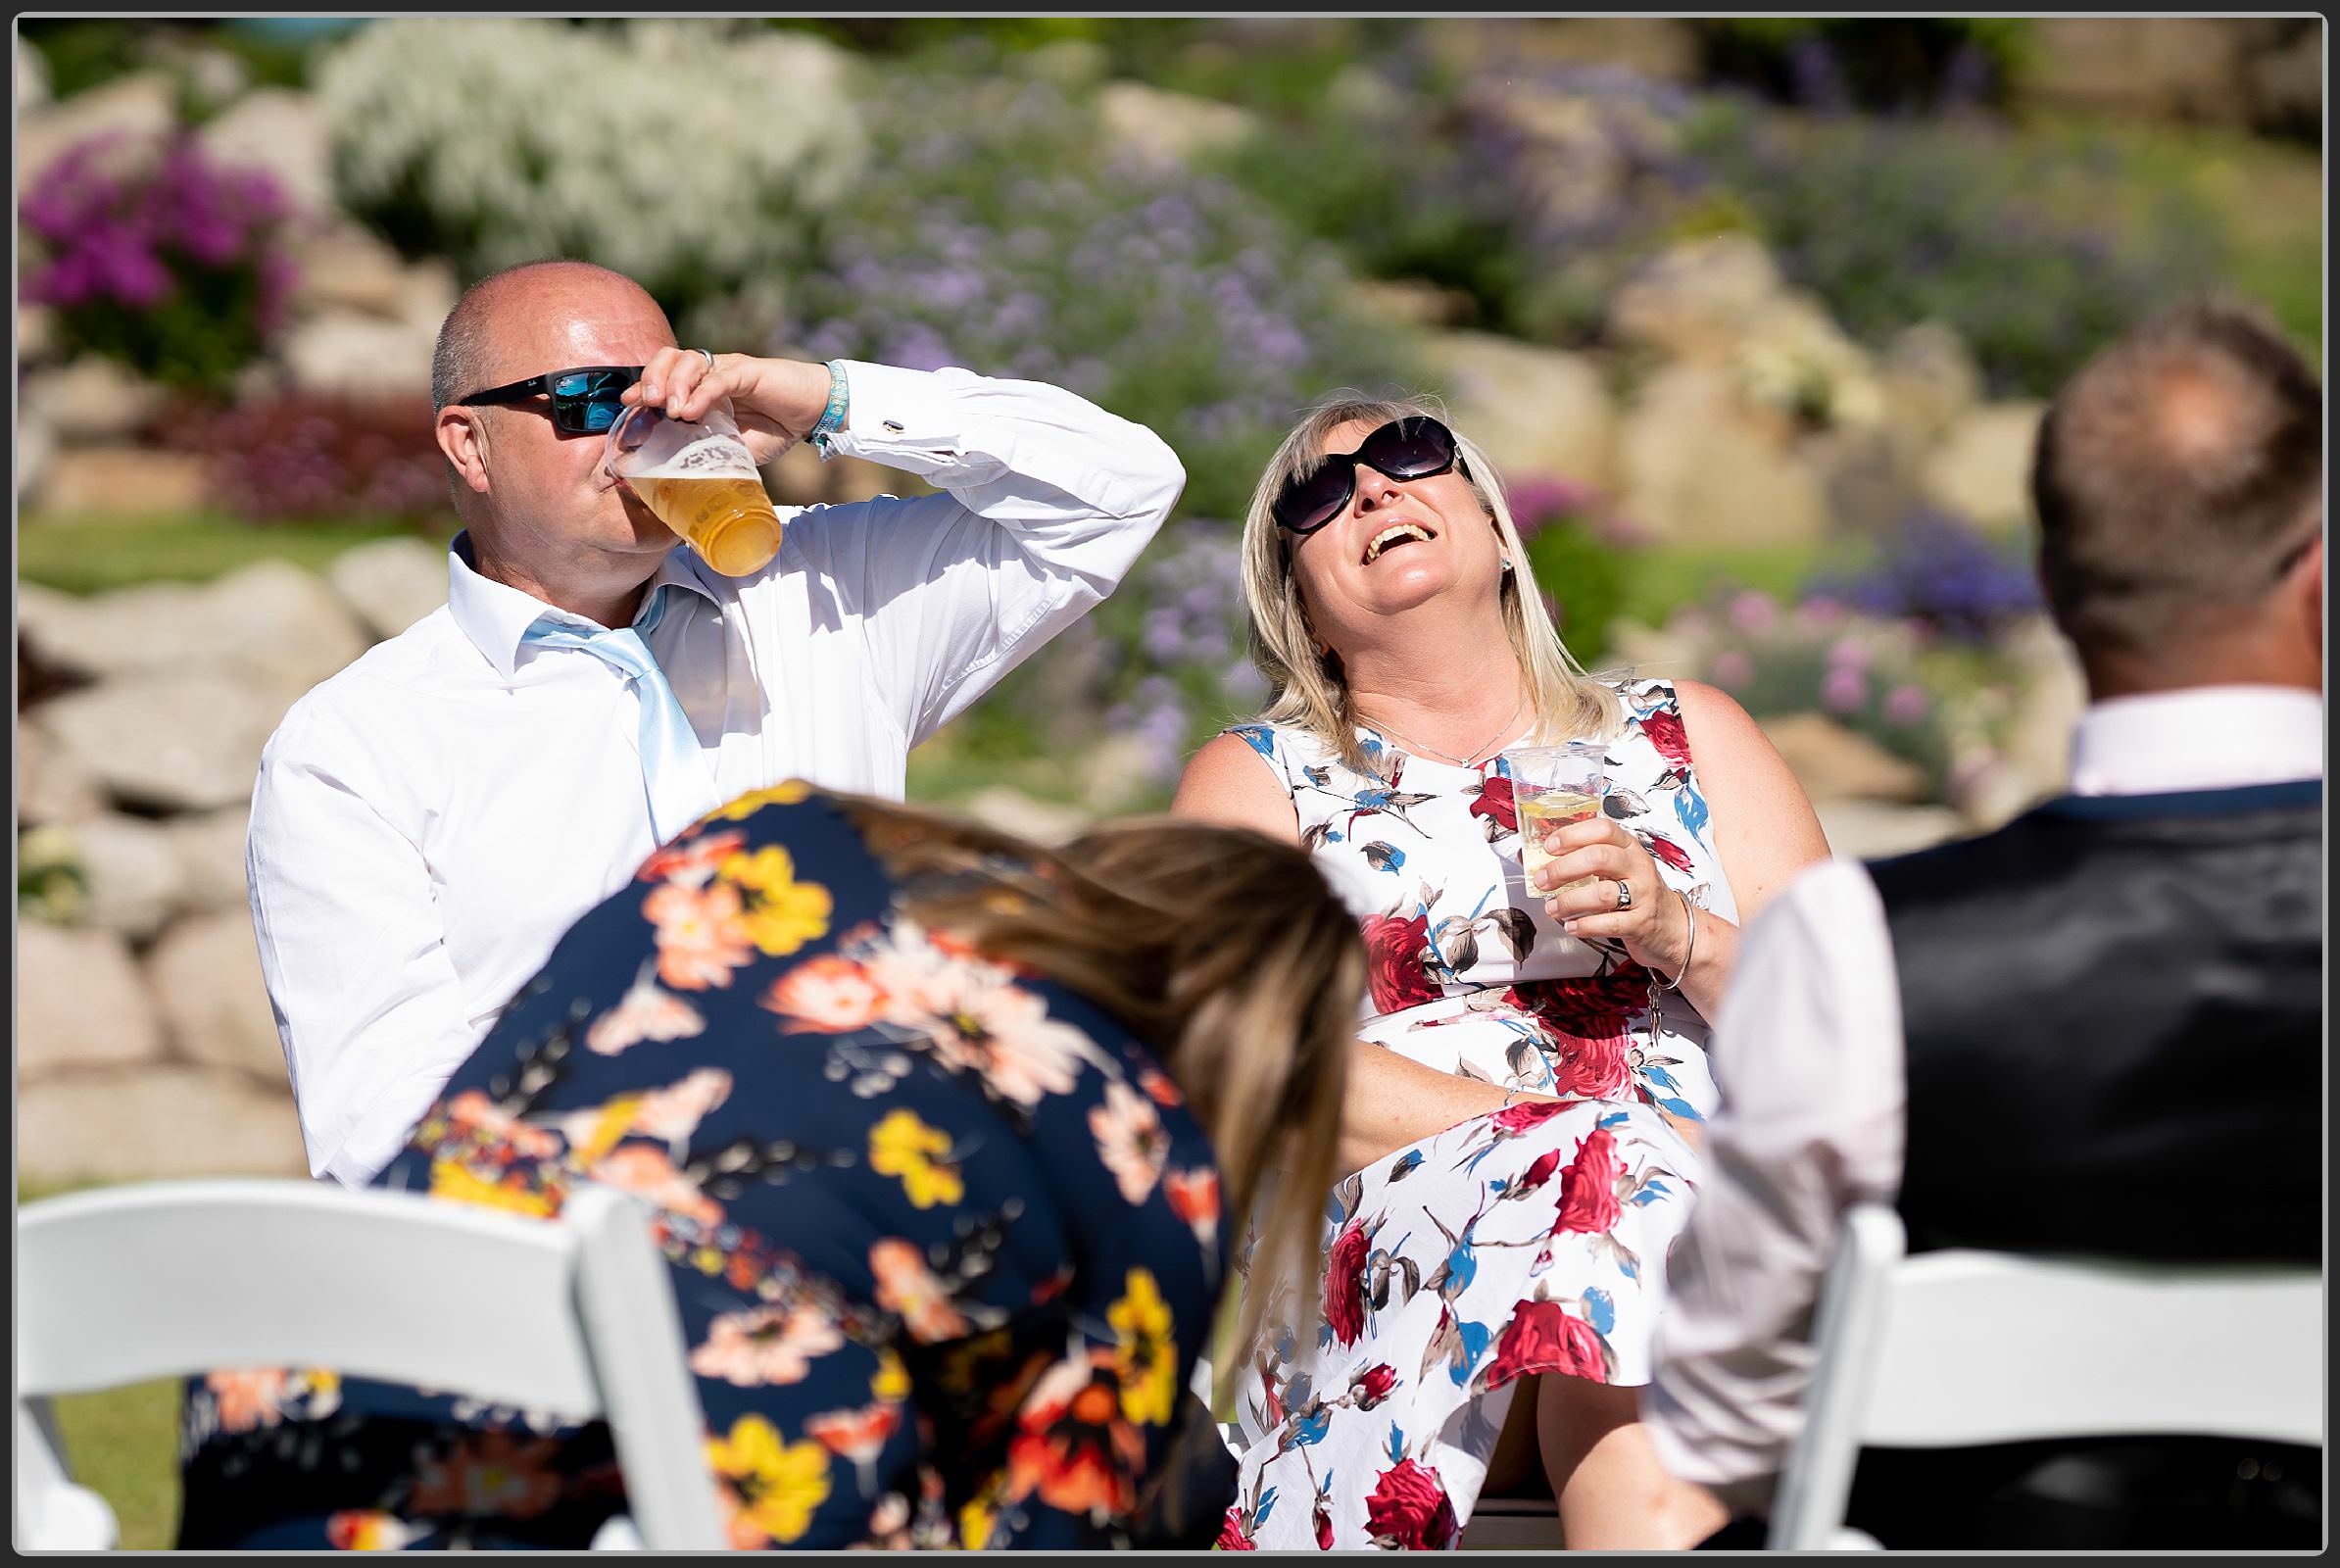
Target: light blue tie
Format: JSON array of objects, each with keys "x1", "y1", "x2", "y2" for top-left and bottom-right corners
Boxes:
[{"x1": 520, "y1": 588, "x2": 721, "y2": 845}]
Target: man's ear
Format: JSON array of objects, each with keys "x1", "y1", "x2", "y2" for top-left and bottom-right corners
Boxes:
[
  {"x1": 2290, "y1": 531, "x2": 2321, "y2": 660},
  {"x1": 436, "y1": 406, "x2": 493, "y2": 497}
]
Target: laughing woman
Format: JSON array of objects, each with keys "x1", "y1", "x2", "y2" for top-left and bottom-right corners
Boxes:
[
  {"x1": 1173, "y1": 394, "x2": 1829, "y2": 1550},
  {"x1": 177, "y1": 787, "x2": 1361, "y2": 1550}
]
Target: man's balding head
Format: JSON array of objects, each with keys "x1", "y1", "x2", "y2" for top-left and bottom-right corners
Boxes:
[
  {"x1": 431, "y1": 260, "x2": 674, "y2": 412},
  {"x1": 2032, "y1": 299, "x2": 2321, "y2": 664}
]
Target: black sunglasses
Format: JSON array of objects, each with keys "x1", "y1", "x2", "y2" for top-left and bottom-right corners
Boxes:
[
  {"x1": 457, "y1": 365, "x2": 644, "y2": 435},
  {"x1": 1273, "y1": 416, "x2": 1466, "y2": 536}
]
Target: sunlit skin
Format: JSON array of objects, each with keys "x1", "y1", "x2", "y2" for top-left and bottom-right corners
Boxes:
[{"x1": 432, "y1": 262, "x2": 831, "y2": 630}]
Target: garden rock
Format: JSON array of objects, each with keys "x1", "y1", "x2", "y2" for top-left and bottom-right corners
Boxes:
[
  {"x1": 17, "y1": 70, "x2": 177, "y2": 188},
  {"x1": 1814, "y1": 800, "x2": 1969, "y2": 861},
  {"x1": 23, "y1": 563, "x2": 368, "y2": 694},
  {"x1": 283, "y1": 308, "x2": 436, "y2": 400},
  {"x1": 149, "y1": 911, "x2": 287, "y2": 1082},
  {"x1": 1607, "y1": 234, "x2": 1784, "y2": 366},
  {"x1": 1757, "y1": 711, "x2": 1931, "y2": 805},
  {"x1": 69, "y1": 812, "x2": 189, "y2": 945},
  {"x1": 1619, "y1": 363, "x2": 1829, "y2": 546},
  {"x1": 168, "y1": 808, "x2": 259, "y2": 916},
  {"x1": 18, "y1": 711, "x2": 108, "y2": 826},
  {"x1": 1920, "y1": 401, "x2": 2044, "y2": 534},
  {"x1": 19, "y1": 302, "x2": 59, "y2": 364},
  {"x1": 1879, "y1": 321, "x2": 1984, "y2": 454},
  {"x1": 17, "y1": 30, "x2": 48, "y2": 109},
  {"x1": 18, "y1": 921, "x2": 168, "y2": 1076},
  {"x1": 326, "y1": 535, "x2": 451, "y2": 641},
  {"x1": 39, "y1": 672, "x2": 289, "y2": 813},
  {"x1": 1420, "y1": 331, "x2": 1618, "y2": 493},
  {"x1": 20, "y1": 1069, "x2": 309, "y2": 1184},
  {"x1": 33, "y1": 446, "x2": 214, "y2": 517},
  {"x1": 963, "y1": 788, "x2": 1092, "y2": 849},
  {"x1": 206, "y1": 559, "x2": 372, "y2": 691},
  {"x1": 1098, "y1": 81, "x2": 1256, "y2": 168},
  {"x1": 19, "y1": 404, "x2": 56, "y2": 503},
  {"x1": 1992, "y1": 616, "x2": 2088, "y2": 807},
  {"x1": 194, "y1": 85, "x2": 333, "y2": 215},
  {"x1": 23, "y1": 359, "x2": 173, "y2": 443}
]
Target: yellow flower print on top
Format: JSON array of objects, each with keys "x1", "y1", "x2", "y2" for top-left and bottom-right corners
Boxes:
[
  {"x1": 959, "y1": 1494, "x2": 997, "y2": 1550},
  {"x1": 704, "y1": 779, "x2": 813, "y2": 824},
  {"x1": 428, "y1": 1159, "x2": 555, "y2": 1219},
  {"x1": 866, "y1": 1108, "x2": 965, "y2": 1209},
  {"x1": 719, "y1": 846, "x2": 834, "y2": 956},
  {"x1": 871, "y1": 1348, "x2": 911, "y2": 1404},
  {"x1": 706, "y1": 1414, "x2": 832, "y2": 1546},
  {"x1": 1107, "y1": 1267, "x2": 1177, "y2": 1426}
]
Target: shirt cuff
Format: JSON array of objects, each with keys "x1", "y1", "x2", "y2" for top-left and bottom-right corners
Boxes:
[{"x1": 829, "y1": 361, "x2": 964, "y2": 455}]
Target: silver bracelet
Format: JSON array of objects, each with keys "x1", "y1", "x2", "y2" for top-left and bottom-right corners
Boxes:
[{"x1": 1652, "y1": 888, "x2": 1696, "y2": 994}]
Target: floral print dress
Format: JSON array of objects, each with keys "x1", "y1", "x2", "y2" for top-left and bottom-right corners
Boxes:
[
  {"x1": 1215, "y1": 677, "x2": 1734, "y2": 1551},
  {"x1": 177, "y1": 785, "x2": 1228, "y2": 1552}
]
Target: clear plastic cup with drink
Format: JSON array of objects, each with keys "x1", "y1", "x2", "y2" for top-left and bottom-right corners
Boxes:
[
  {"x1": 602, "y1": 399, "x2": 784, "y2": 576},
  {"x1": 1505, "y1": 740, "x2": 1610, "y2": 896}
]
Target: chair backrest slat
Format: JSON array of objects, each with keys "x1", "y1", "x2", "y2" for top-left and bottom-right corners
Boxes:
[{"x1": 1769, "y1": 1202, "x2": 2322, "y2": 1550}]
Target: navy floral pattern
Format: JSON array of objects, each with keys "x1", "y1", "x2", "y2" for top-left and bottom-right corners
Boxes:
[
  {"x1": 1214, "y1": 678, "x2": 1732, "y2": 1551},
  {"x1": 177, "y1": 786, "x2": 1226, "y2": 1551}
]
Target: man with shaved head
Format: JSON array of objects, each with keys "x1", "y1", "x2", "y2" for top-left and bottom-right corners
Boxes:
[
  {"x1": 1644, "y1": 298, "x2": 2322, "y2": 1547},
  {"x1": 248, "y1": 260, "x2": 1185, "y2": 1186}
]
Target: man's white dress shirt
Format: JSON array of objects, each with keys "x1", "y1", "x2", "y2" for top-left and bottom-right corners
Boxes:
[
  {"x1": 1644, "y1": 684, "x2": 2325, "y2": 1501},
  {"x1": 248, "y1": 362, "x2": 1183, "y2": 1186}
]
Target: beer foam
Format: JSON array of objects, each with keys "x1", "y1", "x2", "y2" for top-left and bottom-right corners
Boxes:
[{"x1": 632, "y1": 431, "x2": 762, "y2": 482}]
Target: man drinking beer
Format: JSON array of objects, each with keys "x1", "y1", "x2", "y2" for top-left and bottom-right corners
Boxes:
[{"x1": 246, "y1": 259, "x2": 1186, "y2": 1187}]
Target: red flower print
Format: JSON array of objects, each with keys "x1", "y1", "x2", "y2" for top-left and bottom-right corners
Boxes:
[
  {"x1": 1217, "y1": 1505, "x2": 1259, "y2": 1550},
  {"x1": 1163, "y1": 1167, "x2": 1221, "y2": 1252},
  {"x1": 636, "y1": 829, "x2": 747, "y2": 888},
  {"x1": 1508, "y1": 976, "x2": 1639, "y2": 1099},
  {"x1": 1361, "y1": 911, "x2": 1442, "y2": 1013},
  {"x1": 1483, "y1": 1299, "x2": 1611, "y2": 1391},
  {"x1": 1324, "y1": 1218, "x2": 1373, "y2": 1348},
  {"x1": 1364, "y1": 1456, "x2": 1457, "y2": 1549},
  {"x1": 1469, "y1": 773, "x2": 1518, "y2": 835},
  {"x1": 1490, "y1": 1097, "x2": 1571, "y2": 1135},
  {"x1": 1642, "y1": 833, "x2": 1695, "y2": 874},
  {"x1": 1349, "y1": 1362, "x2": 1398, "y2": 1410},
  {"x1": 1003, "y1": 1352, "x2": 1145, "y2": 1521},
  {"x1": 1513, "y1": 1146, "x2": 1564, "y2": 1196},
  {"x1": 1640, "y1": 708, "x2": 1692, "y2": 770},
  {"x1": 1553, "y1": 1127, "x2": 1624, "y2": 1236},
  {"x1": 1315, "y1": 1494, "x2": 1336, "y2": 1550}
]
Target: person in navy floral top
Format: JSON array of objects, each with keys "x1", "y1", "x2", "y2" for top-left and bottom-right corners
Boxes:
[
  {"x1": 1174, "y1": 396, "x2": 1829, "y2": 1549},
  {"x1": 178, "y1": 785, "x2": 1363, "y2": 1551}
]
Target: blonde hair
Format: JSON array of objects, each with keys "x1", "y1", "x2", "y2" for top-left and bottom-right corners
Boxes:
[
  {"x1": 832, "y1": 796, "x2": 1358, "y2": 1402},
  {"x1": 1240, "y1": 391, "x2": 1621, "y2": 773}
]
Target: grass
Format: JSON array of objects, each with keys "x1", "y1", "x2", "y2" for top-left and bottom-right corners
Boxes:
[
  {"x1": 22, "y1": 1177, "x2": 182, "y2": 1549},
  {"x1": 16, "y1": 512, "x2": 434, "y2": 597}
]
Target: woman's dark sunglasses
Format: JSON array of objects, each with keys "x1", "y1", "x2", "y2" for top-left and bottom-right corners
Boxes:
[
  {"x1": 1273, "y1": 416, "x2": 1465, "y2": 535},
  {"x1": 457, "y1": 365, "x2": 644, "y2": 435}
]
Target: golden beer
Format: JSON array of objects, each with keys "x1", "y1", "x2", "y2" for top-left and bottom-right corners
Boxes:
[
  {"x1": 1520, "y1": 789, "x2": 1600, "y2": 894},
  {"x1": 628, "y1": 473, "x2": 784, "y2": 577}
]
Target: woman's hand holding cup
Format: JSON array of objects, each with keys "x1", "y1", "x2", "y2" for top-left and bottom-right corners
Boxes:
[{"x1": 1530, "y1": 815, "x2": 1693, "y2": 980}]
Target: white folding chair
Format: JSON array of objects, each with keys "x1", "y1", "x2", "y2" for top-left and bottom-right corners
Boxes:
[
  {"x1": 16, "y1": 1178, "x2": 728, "y2": 1551},
  {"x1": 1769, "y1": 1202, "x2": 2323, "y2": 1550}
]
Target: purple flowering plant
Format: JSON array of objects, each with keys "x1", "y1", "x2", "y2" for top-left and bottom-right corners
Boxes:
[
  {"x1": 20, "y1": 133, "x2": 300, "y2": 397},
  {"x1": 182, "y1": 392, "x2": 452, "y2": 525},
  {"x1": 1803, "y1": 507, "x2": 2041, "y2": 644}
]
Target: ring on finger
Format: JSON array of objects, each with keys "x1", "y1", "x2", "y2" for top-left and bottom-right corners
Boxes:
[{"x1": 1614, "y1": 878, "x2": 1633, "y2": 911}]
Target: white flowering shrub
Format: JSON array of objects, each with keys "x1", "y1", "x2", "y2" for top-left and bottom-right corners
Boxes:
[{"x1": 316, "y1": 19, "x2": 865, "y2": 336}]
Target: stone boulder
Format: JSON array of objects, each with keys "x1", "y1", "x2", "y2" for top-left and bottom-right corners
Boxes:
[
  {"x1": 962, "y1": 788, "x2": 1093, "y2": 849},
  {"x1": 19, "y1": 403, "x2": 57, "y2": 504},
  {"x1": 21, "y1": 562, "x2": 368, "y2": 696},
  {"x1": 1879, "y1": 321, "x2": 1984, "y2": 456},
  {"x1": 20, "y1": 1069, "x2": 309, "y2": 1184},
  {"x1": 148, "y1": 911, "x2": 287, "y2": 1082},
  {"x1": 1618, "y1": 363, "x2": 1831, "y2": 546},
  {"x1": 1992, "y1": 615, "x2": 2088, "y2": 807},
  {"x1": 283, "y1": 309, "x2": 437, "y2": 400},
  {"x1": 1607, "y1": 234, "x2": 1784, "y2": 366},
  {"x1": 1758, "y1": 711, "x2": 1931, "y2": 805},
  {"x1": 326, "y1": 535, "x2": 450, "y2": 642},
  {"x1": 1920, "y1": 402, "x2": 2044, "y2": 533},
  {"x1": 37, "y1": 671, "x2": 292, "y2": 813},
  {"x1": 17, "y1": 71, "x2": 177, "y2": 190},
  {"x1": 18, "y1": 710, "x2": 108, "y2": 826},
  {"x1": 17, "y1": 30, "x2": 48, "y2": 110},
  {"x1": 194, "y1": 85, "x2": 333, "y2": 216},
  {"x1": 167, "y1": 808, "x2": 257, "y2": 917},
  {"x1": 1419, "y1": 331, "x2": 1619, "y2": 494},
  {"x1": 287, "y1": 222, "x2": 458, "y2": 333},
  {"x1": 1098, "y1": 80, "x2": 1257, "y2": 169},
  {"x1": 18, "y1": 920, "x2": 168, "y2": 1076},
  {"x1": 22, "y1": 359, "x2": 173, "y2": 444},
  {"x1": 1813, "y1": 800, "x2": 1969, "y2": 861},
  {"x1": 31, "y1": 446, "x2": 214, "y2": 517},
  {"x1": 66, "y1": 812, "x2": 188, "y2": 945}
]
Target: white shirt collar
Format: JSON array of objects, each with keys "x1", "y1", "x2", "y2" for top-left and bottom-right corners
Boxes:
[
  {"x1": 445, "y1": 531, "x2": 721, "y2": 678},
  {"x1": 2068, "y1": 684, "x2": 2325, "y2": 797}
]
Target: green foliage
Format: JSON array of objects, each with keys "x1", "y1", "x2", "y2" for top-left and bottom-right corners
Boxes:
[
  {"x1": 1696, "y1": 19, "x2": 2031, "y2": 111},
  {"x1": 17, "y1": 515, "x2": 427, "y2": 597}
]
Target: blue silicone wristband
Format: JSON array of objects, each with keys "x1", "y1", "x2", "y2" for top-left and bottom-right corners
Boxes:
[{"x1": 810, "y1": 360, "x2": 851, "y2": 452}]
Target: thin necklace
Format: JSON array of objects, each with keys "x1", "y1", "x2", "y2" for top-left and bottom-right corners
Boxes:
[{"x1": 1359, "y1": 692, "x2": 1527, "y2": 769}]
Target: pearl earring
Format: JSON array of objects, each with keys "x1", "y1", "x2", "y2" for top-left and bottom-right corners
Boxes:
[{"x1": 1500, "y1": 558, "x2": 1515, "y2": 573}]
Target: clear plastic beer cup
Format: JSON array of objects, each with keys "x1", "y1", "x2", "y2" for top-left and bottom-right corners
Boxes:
[
  {"x1": 1504, "y1": 740, "x2": 1611, "y2": 896},
  {"x1": 602, "y1": 400, "x2": 783, "y2": 576}
]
